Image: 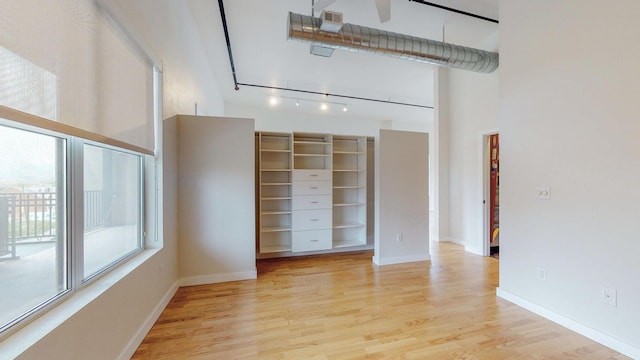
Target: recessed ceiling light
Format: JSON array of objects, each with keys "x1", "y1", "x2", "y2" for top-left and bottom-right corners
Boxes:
[
  {"x1": 295, "y1": 100, "x2": 300, "y2": 107},
  {"x1": 342, "y1": 106, "x2": 348, "y2": 112},
  {"x1": 321, "y1": 103, "x2": 328, "y2": 111},
  {"x1": 269, "y1": 97, "x2": 279, "y2": 106}
]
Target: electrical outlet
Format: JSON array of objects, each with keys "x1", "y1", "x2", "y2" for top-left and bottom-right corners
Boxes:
[
  {"x1": 537, "y1": 268, "x2": 547, "y2": 281},
  {"x1": 602, "y1": 288, "x2": 617, "y2": 307},
  {"x1": 536, "y1": 186, "x2": 551, "y2": 200}
]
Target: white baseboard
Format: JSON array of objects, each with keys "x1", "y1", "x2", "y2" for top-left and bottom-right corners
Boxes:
[
  {"x1": 178, "y1": 270, "x2": 257, "y2": 287},
  {"x1": 118, "y1": 281, "x2": 179, "y2": 360},
  {"x1": 439, "y1": 237, "x2": 485, "y2": 256},
  {"x1": 441, "y1": 237, "x2": 464, "y2": 246},
  {"x1": 464, "y1": 245, "x2": 484, "y2": 256},
  {"x1": 496, "y1": 288, "x2": 640, "y2": 359},
  {"x1": 372, "y1": 254, "x2": 430, "y2": 266},
  {"x1": 117, "y1": 269, "x2": 258, "y2": 359}
]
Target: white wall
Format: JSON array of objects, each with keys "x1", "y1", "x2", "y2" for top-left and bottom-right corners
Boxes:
[
  {"x1": 446, "y1": 67, "x2": 499, "y2": 254},
  {"x1": 439, "y1": 16, "x2": 499, "y2": 254},
  {"x1": 449, "y1": 69, "x2": 500, "y2": 254},
  {"x1": 374, "y1": 129, "x2": 430, "y2": 265},
  {"x1": 433, "y1": 68, "x2": 450, "y2": 242},
  {"x1": 176, "y1": 115, "x2": 256, "y2": 284},
  {"x1": 498, "y1": 1, "x2": 640, "y2": 357},
  {"x1": 225, "y1": 103, "x2": 394, "y2": 136},
  {"x1": 390, "y1": 120, "x2": 431, "y2": 133},
  {"x1": 113, "y1": 0, "x2": 225, "y2": 117}
]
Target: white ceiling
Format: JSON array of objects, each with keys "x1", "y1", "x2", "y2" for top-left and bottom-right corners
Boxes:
[{"x1": 198, "y1": 0, "x2": 499, "y2": 124}]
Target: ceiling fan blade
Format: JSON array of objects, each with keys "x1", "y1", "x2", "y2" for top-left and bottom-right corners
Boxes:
[
  {"x1": 313, "y1": 0, "x2": 337, "y2": 12},
  {"x1": 374, "y1": 0, "x2": 390, "y2": 22}
]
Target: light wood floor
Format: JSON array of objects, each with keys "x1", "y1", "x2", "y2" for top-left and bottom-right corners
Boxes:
[{"x1": 132, "y1": 243, "x2": 628, "y2": 359}]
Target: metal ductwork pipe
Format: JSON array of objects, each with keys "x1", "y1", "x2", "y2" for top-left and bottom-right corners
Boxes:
[{"x1": 287, "y1": 12, "x2": 499, "y2": 73}]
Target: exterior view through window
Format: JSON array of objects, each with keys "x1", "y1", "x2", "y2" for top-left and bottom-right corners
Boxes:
[
  {"x1": 0, "y1": 122, "x2": 145, "y2": 333},
  {"x1": 83, "y1": 144, "x2": 142, "y2": 279},
  {"x1": 0, "y1": 124, "x2": 68, "y2": 331}
]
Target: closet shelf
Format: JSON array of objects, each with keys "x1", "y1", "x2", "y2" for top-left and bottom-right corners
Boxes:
[
  {"x1": 333, "y1": 203, "x2": 365, "y2": 207},
  {"x1": 333, "y1": 169, "x2": 362, "y2": 172},
  {"x1": 261, "y1": 149, "x2": 291, "y2": 153},
  {"x1": 333, "y1": 222, "x2": 365, "y2": 229},
  {"x1": 333, "y1": 239, "x2": 366, "y2": 248},
  {"x1": 294, "y1": 140, "x2": 331, "y2": 145},
  {"x1": 260, "y1": 245, "x2": 292, "y2": 253},
  {"x1": 261, "y1": 226, "x2": 291, "y2": 233},
  {"x1": 261, "y1": 211, "x2": 292, "y2": 215}
]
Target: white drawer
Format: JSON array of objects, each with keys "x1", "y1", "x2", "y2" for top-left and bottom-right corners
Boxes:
[
  {"x1": 292, "y1": 229, "x2": 332, "y2": 252},
  {"x1": 292, "y1": 209, "x2": 332, "y2": 231},
  {"x1": 292, "y1": 180, "x2": 332, "y2": 195},
  {"x1": 293, "y1": 169, "x2": 332, "y2": 181},
  {"x1": 292, "y1": 195, "x2": 332, "y2": 210}
]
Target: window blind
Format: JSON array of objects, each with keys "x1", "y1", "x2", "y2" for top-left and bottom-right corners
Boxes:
[{"x1": 0, "y1": 0, "x2": 154, "y2": 154}]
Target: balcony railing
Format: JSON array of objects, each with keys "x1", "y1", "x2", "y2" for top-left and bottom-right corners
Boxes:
[
  {"x1": 0, "y1": 191, "x2": 104, "y2": 258},
  {"x1": 84, "y1": 190, "x2": 104, "y2": 231}
]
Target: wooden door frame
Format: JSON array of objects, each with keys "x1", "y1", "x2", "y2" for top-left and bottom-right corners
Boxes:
[{"x1": 481, "y1": 129, "x2": 499, "y2": 257}]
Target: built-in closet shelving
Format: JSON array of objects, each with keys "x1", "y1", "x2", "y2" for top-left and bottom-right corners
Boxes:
[
  {"x1": 257, "y1": 132, "x2": 293, "y2": 254},
  {"x1": 332, "y1": 135, "x2": 367, "y2": 248},
  {"x1": 293, "y1": 133, "x2": 332, "y2": 170},
  {"x1": 291, "y1": 133, "x2": 333, "y2": 252},
  {"x1": 256, "y1": 131, "x2": 369, "y2": 258}
]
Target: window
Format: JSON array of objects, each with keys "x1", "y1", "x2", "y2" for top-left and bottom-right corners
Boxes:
[
  {"x1": 0, "y1": 120, "x2": 146, "y2": 334},
  {"x1": 83, "y1": 144, "x2": 143, "y2": 279},
  {"x1": 0, "y1": 0, "x2": 159, "y2": 337},
  {"x1": 0, "y1": 124, "x2": 68, "y2": 332}
]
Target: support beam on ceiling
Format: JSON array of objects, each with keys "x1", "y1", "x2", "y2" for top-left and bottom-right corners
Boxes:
[
  {"x1": 408, "y1": 0, "x2": 499, "y2": 24},
  {"x1": 217, "y1": 0, "x2": 434, "y2": 109}
]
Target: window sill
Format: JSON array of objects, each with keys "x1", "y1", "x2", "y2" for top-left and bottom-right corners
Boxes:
[{"x1": 0, "y1": 248, "x2": 160, "y2": 359}]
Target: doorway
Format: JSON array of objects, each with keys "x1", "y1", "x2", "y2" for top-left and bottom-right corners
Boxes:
[{"x1": 483, "y1": 132, "x2": 499, "y2": 259}]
